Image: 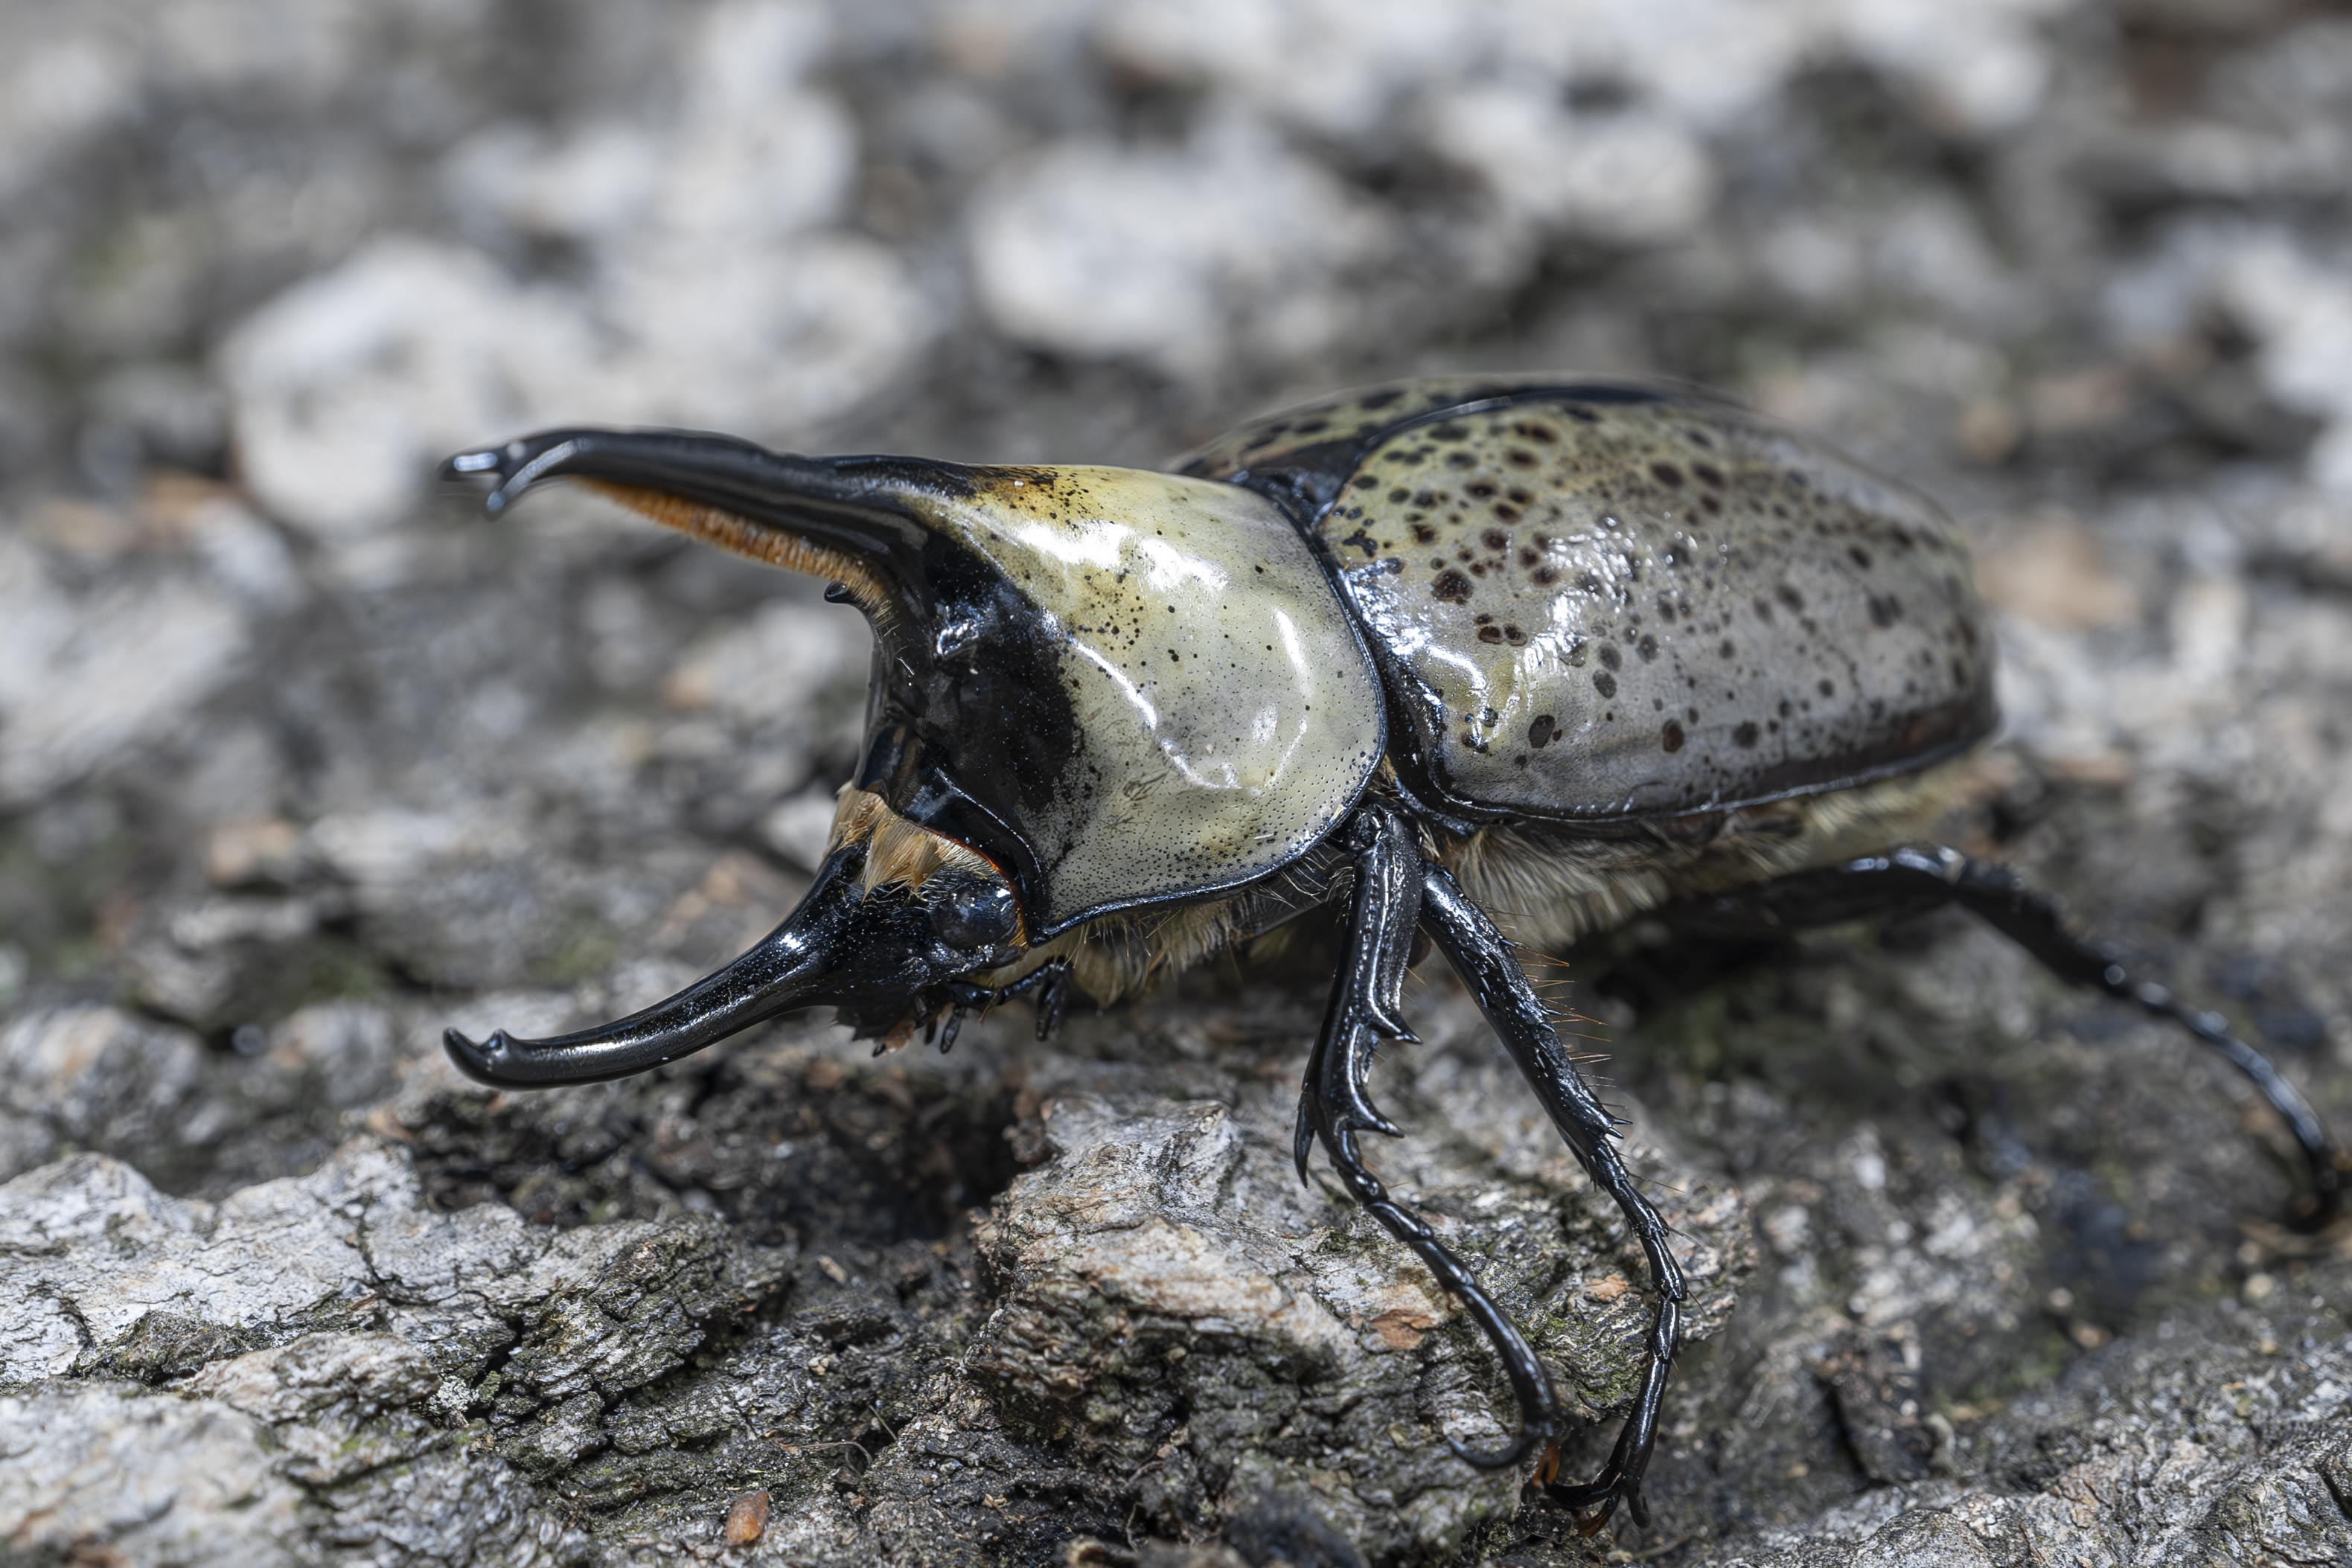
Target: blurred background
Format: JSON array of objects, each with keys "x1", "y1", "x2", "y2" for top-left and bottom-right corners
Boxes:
[{"x1": 7, "y1": 0, "x2": 2352, "y2": 1558}]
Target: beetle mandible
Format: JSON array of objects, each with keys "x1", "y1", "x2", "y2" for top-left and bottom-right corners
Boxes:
[{"x1": 439, "y1": 375, "x2": 2346, "y2": 1529}]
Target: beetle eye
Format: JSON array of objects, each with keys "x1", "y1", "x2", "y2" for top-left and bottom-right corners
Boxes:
[{"x1": 929, "y1": 879, "x2": 1018, "y2": 950}]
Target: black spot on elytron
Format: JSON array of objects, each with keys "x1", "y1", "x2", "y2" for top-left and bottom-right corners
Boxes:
[
  {"x1": 1691, "y1": 462, "x2": 1725, "y2": 488},
  {"x1": 1818, "y1": 678, "x2": 1835, "y2": 697},
  {"x1": 1661, "y1": 719, "x2": 1686, "y2": 752},
  {"x1": 1637, "y1": 634, "x2": 1659, "y2": 662},
  {"x1": 1482, "y1": 528, "x2": 1509, "y2": 551},
  {"x1": 1469, "y1": 481, "x2": 1498, "y2": 498},
  {"x1": 1701, "y1": 493, "x2": 1722, "y2": 515},
  {"x1": 1474, "y1": 612, "x2": 1494, "y2": 624},
  {"x1": 1168, "y1": 648, "x2": 1180, "y2": 663},
  {"x1": 1529, "y1": 714, "x2": 1556, "y2": 748},
  {"x1": 1849, "y1": 545, "x2": 1874, "y2": 569},
  {"x1": 1869, "y1": 594, "x2": 1902, "y2": 628},
  {"x1": 1533, "y1": 566, "x2": 1559, "y2": 586},
  {"x1": 1504, "y1": 625, "x2": 1526, "y2": 645},
  {"x1": 1411, "y1": 523, "x2": 1437, "y2": 544},
  {"x1": 1493, "y1": 503, "x2": 1520, "y2": 522},
  {"x1": 1519, "y1": 548, "x2": 1540, "y2": 567},
  {"x1": 1351, "y1": 474, "x2": 1376, "y2": 490},
  {"x1": 1651, "y1": 461, "x2": 1684, "y2": 487},
  {"x1": 1507, "y1": 449, "x2": 1538, "y2": 468},
  {"x1": 1445, "y1": 452, "x2": 1476, "y2": 469},
  {"x1": 1598, "y1": 643, "x2": 1623, "y2": 671},
  {"x1": 1506, "y1": 487, "x2": 1533, "y2": 505},
  {"x1": 1477, "y1": 626, "x2": 1503, "y2": 643},
  {"x1": 1514, "y1": 421, "x2": 1559, "y2": 443},
  {"x1": 1733, "y1": 720, "x2": 1759, "y2": 748},
  {"x1": 1431, "y1": 423, "x2": 1469, "y2": 441},
  {"x1": 1719, "y1": 639, "x2": 1735, "y2": 658},
  {"x1": 1361, "y1": 389, "x2": 1402, "y2": 409},
  {"x1": 1388, "y1": 487, "x2": 1410, "y2": 503},
  {"x1": 1432, "y1": 571, "x2": 1473, "y2": 603},
  {"x1": 1777, "y1": 583, "x2": 1806, "y2": 611},
  {"x1": 1594, "y1": 671, "x2": 1617, "y2": 698}
]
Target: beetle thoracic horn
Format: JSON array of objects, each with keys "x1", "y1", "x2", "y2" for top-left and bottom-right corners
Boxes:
[
  {"x1": 439, "y1": 427, "x2": 979, "y2": 633},
  {"x1": 441, "y1": 840, "x2": 884, "y2": 1087}
]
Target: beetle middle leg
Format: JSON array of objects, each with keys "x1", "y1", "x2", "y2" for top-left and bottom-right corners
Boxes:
[
  {"x1": 1296, "y1": 805, "x2": 1687, "y2": 1532},
  {"x1": 1663, "y1": 845, "x2": 2348, "y2": 1229},
  {"x1": 1418, "y1": 861, "x2": 1690, "y2": 1529}
]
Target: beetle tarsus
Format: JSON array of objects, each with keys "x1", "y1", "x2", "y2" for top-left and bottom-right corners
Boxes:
[{"x1": 938, "y1": 1005, "x2": 966, "y2": 1055}]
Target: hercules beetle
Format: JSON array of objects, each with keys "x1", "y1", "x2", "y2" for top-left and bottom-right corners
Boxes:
[{"x1": 440, "y1": 376, "x2": 2345, "y2": 1530}]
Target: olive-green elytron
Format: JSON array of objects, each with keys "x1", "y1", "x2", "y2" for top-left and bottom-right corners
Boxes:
[{"x1": 438, "y1": 376, "x2": 2343, "y2": 1534}]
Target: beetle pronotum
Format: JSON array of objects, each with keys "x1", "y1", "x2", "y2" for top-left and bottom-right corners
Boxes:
[{"x1": 441, "y1": 376, "x2": 2345, "y2": 1529}]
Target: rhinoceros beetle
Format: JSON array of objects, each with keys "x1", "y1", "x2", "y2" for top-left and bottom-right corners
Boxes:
[{"x1": 440, "y1": 376, "x2": 2345, "y2": 1530}]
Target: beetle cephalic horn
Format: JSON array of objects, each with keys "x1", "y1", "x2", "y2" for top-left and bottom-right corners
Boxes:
[{"x1": 443, "y1": 839, "x2": 884, "y2": 1087}]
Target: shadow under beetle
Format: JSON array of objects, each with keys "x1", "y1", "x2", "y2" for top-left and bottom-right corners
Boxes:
[{"x1": 440, "y1": 375, "x2": 2346, "y2": 1530}]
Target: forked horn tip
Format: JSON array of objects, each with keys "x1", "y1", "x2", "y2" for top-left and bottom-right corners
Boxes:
[
  {"x1": 437, "y1": 432, "x2": 590, "y2": 515},
  {"x1": 443, "y1": 1026, "x2": 520, "y2": 1086}
]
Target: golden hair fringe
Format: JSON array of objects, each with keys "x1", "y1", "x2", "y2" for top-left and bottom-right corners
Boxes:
[
  {"x1": 1034, "y1": 761, "x2": 1974, "y2": 1008},
  {"x1": 584, "y1": 480, "x2": 899, "y2": 636}
]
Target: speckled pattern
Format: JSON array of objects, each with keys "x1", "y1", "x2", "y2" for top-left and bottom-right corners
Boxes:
[
  {"x1": 1190, "y1": 380, "x2": 1996, "y2": 822},
  {"x1": 904, "y1": 467, "x2": 1383, "y2": 931}
]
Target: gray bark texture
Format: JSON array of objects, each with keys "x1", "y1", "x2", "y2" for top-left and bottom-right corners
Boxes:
[{"x1": 4, "y1": 2, "x2": 2352, "y2": 1564}]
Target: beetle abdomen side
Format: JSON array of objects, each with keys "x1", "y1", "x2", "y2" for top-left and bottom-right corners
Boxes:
[
  {"x1": 1189, "y1": 380, "x2": 1997, "y2": 824},
  {"x1": 1445, "y1": 758, "x2": 1972, "y2": 951}
]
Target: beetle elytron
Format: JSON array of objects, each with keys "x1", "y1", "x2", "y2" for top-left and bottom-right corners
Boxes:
[{"x1": 441, "y1": 376, "x2": 2345, "y2": 1529}]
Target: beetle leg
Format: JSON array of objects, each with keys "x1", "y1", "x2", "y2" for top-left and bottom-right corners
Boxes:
[
  {"x1": 1669, "y1": 846, "x2": 2348, "y2": 1229},
  {"x1": 1294, "y1": 809, "x2": 1420, "y2": 1182},
  {"x1": 941, "y1": 956, "x2": 1076, "y2": 1041},
  {"x1": 1297, "y1": 807, "x2": 1559, "y2": 1476},
  {"x1": 937, "y1": 1005, "x2": 967, "y2": 1056},
  {"x1": 1419, "y1": 862, "x2": 1689, "y2": 1532}
]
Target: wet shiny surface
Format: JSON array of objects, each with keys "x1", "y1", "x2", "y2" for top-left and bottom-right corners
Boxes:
[
  {"x1": 905, "y1": 467, "x2": 1383, "y2": 928},
  {"x1": 1204, "y1": 383, "x2": 1996, "y2": 822}
]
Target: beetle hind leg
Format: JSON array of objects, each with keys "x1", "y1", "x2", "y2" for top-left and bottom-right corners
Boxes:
[{"x1": 1667, "y1": 845, "x2": 2348, "y2": 1229}]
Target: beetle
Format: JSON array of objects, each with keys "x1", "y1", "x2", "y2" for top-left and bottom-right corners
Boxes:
[{"x1": 438, "y1": 375, "x2": 2345, "y2": 1530}]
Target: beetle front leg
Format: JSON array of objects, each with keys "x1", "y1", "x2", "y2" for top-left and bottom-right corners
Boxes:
[
  {"x1": 1419, "y1": 863, "x2": 1689, "y2": 1532},
  {"x1": 1297, "y1": 808, "x2": 1560, "y2": 1475}
]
